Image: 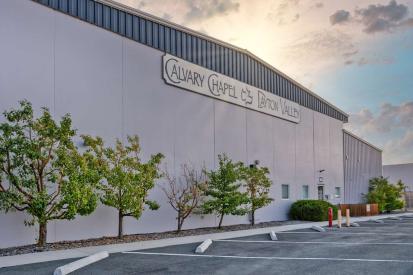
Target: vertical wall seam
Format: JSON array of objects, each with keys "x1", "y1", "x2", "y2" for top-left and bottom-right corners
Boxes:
[
  {"x1": 272, "y1": 110, "x2": 276, "y2": 199},
  {"x1": 245, "y1": 109, "x2": 248, "y2": 164},
  {"x1": 312, "y1": 111, "x2": 316, "y2": 199},
  {"x1": 53, "y1": 12, "x2": 56, "y2": 116},
  {"x1": 343, "y1": 130, "x2": 347, "y2": 203},
  {"x1": 53, "y1": 11, "x2": 57, "y2": 243},
  {"x1": 294, "y1": 122, "x2": 297, "y2": 200},
  {"x1": 213, "y1": 101, "x2": 216, "y2": 168},
  {"x1": 121, "y1": 38, "x2": 125, "y2": 141},
  {"x1": 328, "y1": 119, "x2": 331, "y2": 195}
]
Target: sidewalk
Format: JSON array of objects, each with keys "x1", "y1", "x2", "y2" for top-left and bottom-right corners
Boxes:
[{"x1": 0, "y1": 212, "x2": 411, "y2": 268}]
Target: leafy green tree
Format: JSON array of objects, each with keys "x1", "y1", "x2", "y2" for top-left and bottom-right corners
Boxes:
[
  {"x1": 201, "y1": 154, "x2": 249, "y2": 229},
  {"x1": 0, "y1": 100, "x2": 99, "y2": 248},
  {"x1": 240, "y1": 164, "x2": 273, "y2": 225},
  {"x1": 366, "y1": 177, "x2": 405, "y2": 213},
  {"x1": 82, "y1": 135, "x2": 163, "y2": 238}
]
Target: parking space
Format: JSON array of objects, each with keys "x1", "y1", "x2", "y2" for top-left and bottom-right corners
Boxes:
[{"x1": 2, "y1": 214, "x2": 413, "y2": 274}]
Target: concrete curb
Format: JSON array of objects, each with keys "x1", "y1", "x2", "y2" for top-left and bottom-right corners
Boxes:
[
  {"x1": 195, "y1": 239, "x2": 212, "y2": 254},
  {"x1": 269, "y1": 231, "x2": 278, "y2": 241},
  {"x1": 311, "y1": 225, "x2": 326, "y2": 232},
  {"x1": 53, "y1": 251, "x2": 108, "y2": 275},
  {"x1": 1, "y1": 212, "x2": 411, "y2": 268}
]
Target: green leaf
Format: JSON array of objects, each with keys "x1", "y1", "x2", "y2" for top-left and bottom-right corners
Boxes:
[{"x1": 0, "y1": 100, "x2": 100, "y2": 233}]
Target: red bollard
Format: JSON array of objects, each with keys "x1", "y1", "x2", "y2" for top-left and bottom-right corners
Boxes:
[{"x1": 328, "y1": 207, "x2": 333, "y2": 227}]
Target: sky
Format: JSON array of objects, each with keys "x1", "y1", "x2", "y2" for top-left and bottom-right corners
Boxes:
[{"x1": 115, "y1": 0, "x2": 413, "y2": 165}]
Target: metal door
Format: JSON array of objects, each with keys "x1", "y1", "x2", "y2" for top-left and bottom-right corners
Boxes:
[{"x1": 318, "y1": 185, "x2": 324, "y2": 200}]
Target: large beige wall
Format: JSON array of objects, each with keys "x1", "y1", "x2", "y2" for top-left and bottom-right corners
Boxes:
[{"x1": 0, "y1": 0, "x2": 344, "y2": 248}]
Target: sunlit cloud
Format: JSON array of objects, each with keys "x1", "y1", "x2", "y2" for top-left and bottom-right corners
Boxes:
[
  {"x1": 345, "y1": 101, "x2": 413, "y2": 164},
  {"x1": 330, "y1": 10, "x2": 351, "y2": 25}
]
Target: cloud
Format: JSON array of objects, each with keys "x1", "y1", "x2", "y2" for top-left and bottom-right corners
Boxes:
[
  {"x1": 356, "y1": 0, "x2": 409, "y2": 33},
  {"x1": 346, "y1": 102, "x2": 413, "y2": 164},
  {"x1": 285, "y1": 30, "x2": 356, "y2": 62},
  {"x1": 267, "y1": 0, "x2": 301, "y2": 26},
  {"x1": 347, "y1": 102, "x2": 413, "y2": 135},
  {"x1": 359, "y1": 56, "x2": 394, "y2": 66},
  {"x1": 184, "y1": 0, "x2": 240, "y2": 23},
  {"x1": 330, "y1": 10, "x2": 351, "y2": 25},
  {"x1": 401, "y1": 18, "x2": 413, "y2": 27},
  {"x1": 342, "y1": 50, "x2": 359, "y2": 58},
  {"x1": 312, "y1": 2, "x2": 324, "y2": 9},
  {"x1": 345, "y1": 55, "x2": 394, "y2": 66},
  {"x1": 330, "y1": 0, "x2": 413, "y2": 34},
  {"x1": 162, "y1": 13, "x2": 173, "y2": 21},
  {"x1": 292, "y1": 13, "x2": 300, "y2": 23},
  {"x1": 383, "y1": 131, "x2": 413, "y2": 164}
]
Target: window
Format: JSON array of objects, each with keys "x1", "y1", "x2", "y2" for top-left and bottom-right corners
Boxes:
[
  {"x1": 281, "y1": 184, "x2": 289, "y2": 199},
  {"x1": 335, "y1": 187, "x2": 341, "y2": 198},
  {"x1": 302, "y1": 185, "x2": 309, "y2": 199}
]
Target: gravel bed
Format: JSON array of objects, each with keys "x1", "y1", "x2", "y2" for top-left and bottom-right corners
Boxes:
[{"x1": 0, "y1": 220, "x2": 305, "y2": 257}]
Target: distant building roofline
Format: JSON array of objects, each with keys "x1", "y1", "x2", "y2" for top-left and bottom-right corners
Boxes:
[{"x1": 343, "y1": 129, "x2": 383, "y2": 152}]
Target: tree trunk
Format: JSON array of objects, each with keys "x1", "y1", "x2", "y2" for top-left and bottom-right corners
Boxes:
[
  {"x1": 218, "y1": 213, "x2": 224, "y2": 229},
  {"x1": 118, "y1": 211, "x2": 123, "y2": 239},
  {"x1": 37, "y1": 222, "x2": 47, "y2": 248},
  {"x1": 177, "y1": 214, "x2": 182, "y2": 232},
  {"x1": 251, "y1": 210, "x2": 255, "y2": 226}
]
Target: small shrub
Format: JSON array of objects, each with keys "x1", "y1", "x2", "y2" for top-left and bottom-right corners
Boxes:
[
  {"x1": 289, "y1": 200, "x2": 338, "y2": 221},
  {"x1": 365, "y1": 177, "x2": 405, "y2": 213}
]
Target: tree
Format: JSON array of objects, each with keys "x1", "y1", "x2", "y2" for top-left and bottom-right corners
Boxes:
[
  {"x1": 201, "y1": 154, "x2": 249, "y2": 229},
  {"x1": 365, "y1": 177, "x2": 405, "y2": 213},
  {"x1": 0, "y1": 100, "x2": 99, "y2": 248},
  {"x1": 240, "y1": 164, "x2": 273, "y2": 226},
  {"x1": 82, "y1": 135, "x2": 163, "y2": 238},
  {"x1": 162, "y1": 164, "x2": 207, "y2": 232}
]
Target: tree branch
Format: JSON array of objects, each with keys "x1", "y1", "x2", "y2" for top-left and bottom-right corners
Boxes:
[{"x1": 5, "y1": 151, "x2": 34, "y2": 200}]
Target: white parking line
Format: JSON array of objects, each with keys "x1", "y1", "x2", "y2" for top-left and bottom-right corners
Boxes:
[
  {"x1": 277, "y1": 232, "x2": 413, "y2": 236},
  {"x1": 215, "y1": 240, "x2": 413, "y2": 245},
  {"x1": 372, "y1": 222, "x2": 413, "y2": 225},
  {"x1": 122, "y1": 251, "x2": 413, "y2": 263}
]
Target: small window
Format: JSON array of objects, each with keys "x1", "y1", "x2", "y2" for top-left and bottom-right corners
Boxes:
[
  {"x1": 281, "y1": 184, "x2": 289, "y2": 199},
  {"x1": 335, "y1": 187, "x2": 341, "y2": 198},
  {"x1": 302, "y1": 185, "x2": 309, "y2": 199}
]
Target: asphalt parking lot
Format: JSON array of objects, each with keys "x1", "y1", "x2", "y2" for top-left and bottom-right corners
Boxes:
[{"x1": 2, "y1": 215, "x2": 413, "y2": 275}]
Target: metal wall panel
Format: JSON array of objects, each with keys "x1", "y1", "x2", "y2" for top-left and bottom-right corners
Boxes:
[
  {"x1": 33, "y1": 0, "x2": 348, "y2": 122},
  {"x1": 343, "y1": 131, "x2": 382, "y2": 203}
]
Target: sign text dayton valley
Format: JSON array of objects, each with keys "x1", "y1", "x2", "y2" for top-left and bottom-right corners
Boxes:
[{"x1": 162, "y1": 54, "x2": 300, "y2": 123}]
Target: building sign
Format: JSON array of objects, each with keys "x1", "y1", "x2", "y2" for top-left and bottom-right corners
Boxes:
[{"x1": 162, "y1": 54, "x2": 300, "y2": 123}]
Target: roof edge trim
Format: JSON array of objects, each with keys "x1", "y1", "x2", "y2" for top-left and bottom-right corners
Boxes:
[
  {"x1": 343, "y1": 129, "x2": 383, "y2": 152},
  {"x1": 96, "y1": 0, "x2": 349, "y2": 119}
]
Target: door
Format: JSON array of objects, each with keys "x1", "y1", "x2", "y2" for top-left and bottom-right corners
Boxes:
[{"x1": 318, "y1": 185, "x2": 324, "y2": 200}]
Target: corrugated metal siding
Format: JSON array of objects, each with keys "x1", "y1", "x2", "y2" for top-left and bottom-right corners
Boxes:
[
  {"x1": 33, "y1": 0, "x2": 348, "y2": 122},
  {"x1": 343, "y1": 131, "x2": 382, "y2": 203}
]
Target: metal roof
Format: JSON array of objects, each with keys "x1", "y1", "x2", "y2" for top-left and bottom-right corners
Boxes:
[
  {"x1": 343, "y1": 129, "x2": 383, "y2": 152},
  {"x1": 33, "y1": 0, "x2": 349, "y2": 122},
  {"x1": 97, "y1": 0, "x2": 349, "y2": 120}
]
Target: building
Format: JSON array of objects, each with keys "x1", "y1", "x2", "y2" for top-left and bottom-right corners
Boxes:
[
  {"x1": 343, "y1": 130, "x2": 383, "y2": 204},
  {"x1": 0, "y1": 0, "x2": 381, "y2": 248},
  {"x1": 383, "y1": 163, "x2": 413, "y2": 208}
]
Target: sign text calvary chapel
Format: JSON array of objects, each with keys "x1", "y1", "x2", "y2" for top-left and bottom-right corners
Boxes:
[{"x1": 162, "y1": 54, "x2": 300, "y2": 123}]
